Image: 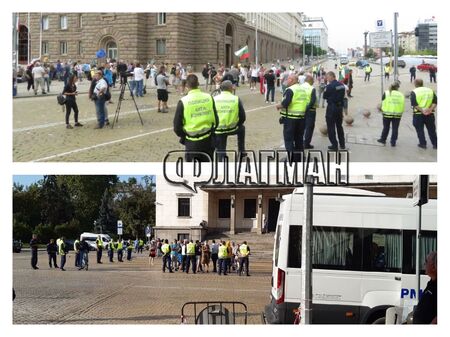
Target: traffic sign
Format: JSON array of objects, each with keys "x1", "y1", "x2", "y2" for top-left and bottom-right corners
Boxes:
[
  {"x1": 117, "y1": 227, "x2": 123, "y2": 235},
  {"x1": 369, "y1": 31, "x2": 392, "y2": 48},
  {"x1": 117, "y1": 220, "x2": 123, "y2": 228},
  {"x1": 413, "y1": 175, "x2": 429, "y2": 206},
  {"x1": 376, "y1": 19, "x2": 385, "y2": 31}
]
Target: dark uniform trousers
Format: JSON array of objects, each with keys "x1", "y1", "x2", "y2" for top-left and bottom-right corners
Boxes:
[
  {"x1": 326, "y1": 104, "x2": 345, "y2": 149},
  {"x1": 162, "y1": 254, "x2": 172, "y2": 272},
  {"x1": 380, "y1": 117, "x2": 401, "y2": 145},
  {"x1": 239, "y1": 256, "x2": 250, "y2": 276},
  {"x1": 185, "y1": 254, "x2": 196, "y2": 274},
  {"x1": 97, "y1": 247, "x2": 102, "y2": 263},
  {"x1": 283, "y1": 117, "x2": 305, "y2": 161},
  {"x1": 413, "y1": 114, "x2": 437, "y2": 147},
  {"x1": 31, "y1": 250, "x2": 38, "y2": 269},
  {"x1": 215, "y1": 125, "x2": 246, "y2": 160},
  {"x1": 304, "y1": 110, "x2": 316, "y2": 147},
  {"x1": 185, "y1": 137, "x2": 215, "y2": 162}
]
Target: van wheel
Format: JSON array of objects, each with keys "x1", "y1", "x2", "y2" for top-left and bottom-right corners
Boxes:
[{"x1": 372, "y1": 317, "x2": 386, "y2": 324}]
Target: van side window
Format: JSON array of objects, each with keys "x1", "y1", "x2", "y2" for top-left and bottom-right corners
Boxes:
[
  {"x1": 402, "y1": 230, "x2": 437, "y2": 274},
  {"x1": 274, "y1": 226, "x2": 282, "y2": 267},
  {"x1": 362, "y1": 229, "x2": 402, "y2": 272},
  {"x1": 287, "y1": 225, "x2": 302, "y2": 268},
  {"x1": 313, "y1": 227, "x2": 360, "y2": 270}
]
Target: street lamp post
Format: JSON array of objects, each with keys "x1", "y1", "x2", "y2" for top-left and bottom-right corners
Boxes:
[
  {"x1": 252, "y1": 19, "x2": 258, "y2": 67},
  {"x1": 302, "y1": 36, "x2": 306, "y2": 67}
]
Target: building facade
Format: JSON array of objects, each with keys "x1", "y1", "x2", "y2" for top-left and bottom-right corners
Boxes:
[
  {"x1": 154, "y1": 175, "x2": 437, "y2": 241},
  {"x1": 15, "y1": 13, "x2": 303, "y2": 70},
  {"x1": 302, "y1": 16, "x2": 328, "y2": 52},
  {"x1": 415, "y1": 19, "x2": 437, "y2": 51},
  {"x1": 398, "y1": 31, "x2": 417, "y2": 53}
]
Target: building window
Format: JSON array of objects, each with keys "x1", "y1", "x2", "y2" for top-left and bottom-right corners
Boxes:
[
  {"x1": 106, "y1": 41, "x2": 118, "y2": 60},
  {"x1": 177, "y1": 198, "x2": 191, "y2": 217},
  {"x1": 78, "y1": 14, "x2": 83, "y2": 28},
  {"x1": 243, "y1": 199, "x2": 256, "y2": 218},
  {"x1": 60, "y1": 41, "x2": 68, "y2": 55},
  {"x1": 42, "y1": 41, "x2": 49, "y2": 55},
  {"x1": 178, "y1": 233, "x2": 190, "y2": 241},
  {"x1": 218, "y1": 199, "x2": 231, "y2": 219},
  {"x1": 156, "y1": 39, "x2": 166, "y2": 55},
  {"x1": 78, "y1": 41, "x2": 82, "y2": 55},
  {"x1": 42, "y1": 15, "x2": 49, "y2": 30},
  {"x1": 157, "y1": 13, "x2": 167, "y2": 25},
  {"x1": 60, "y1": 15, "x2": 68, "y2": 30}
]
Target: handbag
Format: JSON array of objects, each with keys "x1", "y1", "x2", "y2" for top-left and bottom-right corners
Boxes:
[
  {"x1": 57, "y1": 93, "x2": 66, "y2": 105},
  {"x1": 104, "y1": 90, "x2": 111, "y2": 101}
]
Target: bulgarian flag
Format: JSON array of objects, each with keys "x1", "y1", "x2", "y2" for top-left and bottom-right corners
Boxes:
[{"x1": 235, "y1": 45, "x2": 250, "y2": 60}]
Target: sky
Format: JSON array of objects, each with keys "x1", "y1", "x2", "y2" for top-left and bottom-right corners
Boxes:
[{"x1": 302, "y1": 3, "x2": 437, "y2": 53}]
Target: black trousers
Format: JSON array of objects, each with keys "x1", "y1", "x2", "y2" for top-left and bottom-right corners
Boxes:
[
  {"x1": 31, "y1": 250, "x2": 38, "y2": 268},
  {"x1": 185, "y1": 255, "x2": 196, "y2": 273},
  {"x1": 239, "y1": 256, "x2": 250, "y2": 275},
  {"x1": 184, "y1": 136, "x2": 214, "y2": 162},
  {"x1": 413, "y1": 114, "x2": 437, "y2": 147},
  {"x1": 211, "y1": 253, "x2": 218, "y2": 272},
  {"x1": 65, "y1": 100, "x2": 79, "y2": 124},
  {"x1": 304, "y1": 110, "x2": 316, "y2": 146},
  {"x1": 48, "y1": 253, "x2": 58, "y2": 267},
  {"x1": 162, "y1": 254, "x2": 172, "y2": 272},
  {"x1": 215, "y1": 125, "x2": 245, "y2": 159},
  {"x1": 282, "y1": 117, "x2": 305, "y2": 161},
  {"x1": 380, "y1": 117, "x2": 401, "y2": 145},
  {"x1": 364, "y1": 73, "x2": 370, "y2": 81},
  {"x1": 326, "y1": 107, "x2": 345, "y2": 149},
  {"x1": 97, "y1": 248, "x2": 102, "y2": 263}
]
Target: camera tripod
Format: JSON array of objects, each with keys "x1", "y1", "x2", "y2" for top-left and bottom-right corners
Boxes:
[{"x1": 111, "y1": 80, "x2": 144, "y2": 129}]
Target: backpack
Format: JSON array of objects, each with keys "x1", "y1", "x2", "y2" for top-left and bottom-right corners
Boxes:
[{"x1": 57, "y1": 93, "x2": 66, "y2": 105}]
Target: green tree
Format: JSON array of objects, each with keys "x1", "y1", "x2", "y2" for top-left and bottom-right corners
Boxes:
[
  {"x1": 13, "y1": 219, "x2": 33, "y2": 242},
  {"x1": 40, "y1": 175, "x2": 74, "y2": 226}
]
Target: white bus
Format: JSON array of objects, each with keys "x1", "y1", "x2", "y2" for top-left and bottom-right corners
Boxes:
[
  {"x1": 264, "y1": 187, "x2": 436, "y2": 324},
  {"x1": 80, "y1": 232, "x2": 111, "y2": 251}
]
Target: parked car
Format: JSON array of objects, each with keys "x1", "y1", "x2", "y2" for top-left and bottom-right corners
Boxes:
[
  {"x1": 417, "y1": 63, "x2": 437, "y2": 72},
  {"x1": 385, "y1": 60, "x2": 406, "y2": 68},
  {"x1": 356, "y1": 60, "x2": 369, "y2": 68},
  {"x1": 13, "y1": 240, "x2": 22, "y2": 253}
]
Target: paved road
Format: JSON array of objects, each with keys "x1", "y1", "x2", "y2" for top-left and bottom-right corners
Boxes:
[
  {"x1": 13, "y1": 60, "x2": 437, "y2": 162},
  {"x1": 13, "y1": 250, "x2": 272, "y2": 324}
]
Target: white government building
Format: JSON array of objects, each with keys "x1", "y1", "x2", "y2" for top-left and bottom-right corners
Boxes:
[{"x1": 154, "y1": 175, "x2": 436, "y2": 242}]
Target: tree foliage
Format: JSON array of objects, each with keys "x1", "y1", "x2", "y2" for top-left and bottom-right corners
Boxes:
[{"x1": 12, "y1": 175, "x2": 155, "y2": 243}]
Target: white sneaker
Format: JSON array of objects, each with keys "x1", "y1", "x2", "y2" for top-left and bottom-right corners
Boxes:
[
  {"x1": 265, "y1": 101, "x2": 269, "y2": 104},
  {"x1": 271, "y1": 101, "x2": 275, "y2": 104}
]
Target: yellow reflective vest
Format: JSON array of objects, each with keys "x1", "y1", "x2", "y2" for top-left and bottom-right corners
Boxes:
[
  {"x1": 280, "y1": 83, "x2": 311, "y2": 119},
  {"x1": 413, "y1": 87, "x2": 434, "y2": 115},
  {"x1": 181, "y1": 88, "x2": 216, "y2": 141},
  {"x1": 239, "y1": 244, "x2": 249, "y2": 257},
  {"x1": 218, "y1": 245, "x2": 228, "y2": 259},
  {"x1": 96, "y1": 238, "x2": 103, "y2": 248},
  {"x1": 161, "y1": 243, "x2": 170, "y2": 254},
  {"x1": 214, "y1": 91, "x2": 239, "y2": 134},
  {"x1": 381, "y1": 90, "x2": 405, "y2": 118},
  {"x1": 187, "y1": 242, "x2": 195, "y2": 255}
]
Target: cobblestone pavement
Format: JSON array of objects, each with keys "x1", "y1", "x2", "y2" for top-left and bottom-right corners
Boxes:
[
  {"x1": 13, "y1": 60, "x2": 437, "y2": 162},
  {"x1": 13, "y1": 250, "x2": 272, "y2": 324}
]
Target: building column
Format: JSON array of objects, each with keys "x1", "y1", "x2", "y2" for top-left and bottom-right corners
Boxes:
[
  {"x1": 230, "y1": 194, "x2": 236, "y2": 234},
  {"x1": 256, "y1": 194, "x2": 263, "y2": 235}
]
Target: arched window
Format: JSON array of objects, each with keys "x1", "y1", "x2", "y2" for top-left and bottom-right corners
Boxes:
[
  {"x1": 106, "y1": 41, "x2": 118, "y2": 60},
  {"x1": 226, "y1": 23, "x2": 233, "y2": 37}
]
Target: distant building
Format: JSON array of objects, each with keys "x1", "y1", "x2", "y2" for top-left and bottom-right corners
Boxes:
[
  {"x1": 14, "y1": 12, "x2": 304, "y2": 70},
  {"x1": 398, "y1": 31, "x2": 417, "y2": 53},
  {"x1": 154, "y1": 175, "x2": 437, "y2": 241},
  {"x1": 415, "y1": 18, "x2": 437, "y2": 51},
  {"x1": 302, "y1": 16, "x2": 328, "y2": 52}
]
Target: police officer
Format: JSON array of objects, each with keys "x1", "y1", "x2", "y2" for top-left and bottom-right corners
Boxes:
[
  {"x1": 213, "y1": 80, "x2": 246, "y2": 160},
  {"x1": 218, "y1": 241, "x2": 228, "y2": 276},
  {"x1": 30, "y1": 234, "x2": 39, "y2": 270},
  {"x1": 138, "y1": 238, "x2": 144, "y2": 253},
  {"x1": 108, "y1": 239, "x2": 115, "y2": 262},
  {"x1": 276, "y1": 74, "x2": 311, "y2": 161},
  {"x1": 74, "y1": 238, "x2": 81, "y2": 268},
  {"x1": 413, "y1": 251, "x2": 437, "y2": 324},
  {"x1": 364, "y1": 64, "x2": 372, "y2": 82},
  {"x1": 174, "y1": 74, "x2": 218, "y2": 162},
  {"x1": 126, "y1": 239, "x2": 133, "y2": 261},
  {"x1": 95, "y1": 235, "x2": 103, "y2": 264},
  {"x1": 384, "y1": 64, "x2": 391, "y2": 81},
  {"x1": 238, "y1": 241, "x2": 251, "y2": 276},
  {"x1": 410, "y1": 79, "x2": 437, "y2": 149},
  {"x1": 117, "y1": 238, "x2": 124, "y2": 262},
  {"x1": 185, "y1": 239, "x2": 196, "y2": 274},
  {"x1": 46, "y1": 238, "x2": 58, "y2": 269},
  {"x1": 58, "y1": 236, "x2": 67, "y2": 271},
  {"x1": 161, "y1": 239, "x2": 173, "y2": 273},
  {"x1": 323, "y1": 71, "x2": 346, "y2": 150},
  {"x1": 302, "y1": 75, "x2": 317, "y2": 149},
  {"x1": 377, "y1": 81, "x2": 405, "y2": 147}
]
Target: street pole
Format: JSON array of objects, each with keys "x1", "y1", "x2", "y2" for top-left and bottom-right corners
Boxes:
[
  {"x1": 300, "y1": 176, "x2": 314, "y2": 324},
  {"x1": 393, "y1": 12, "x2": 399, "y2": 82},
  {"x1": 364, "y1": 31, "x2": 369, "y2": 58},
  {"x1": 416, "y1": 204, "x2": 422, "y2": 304},
  {"x1": 27, "y1": 12, "x2": 30, "y2": 65},
  {"x1": 39, "y1": 13, "x2": 42, "y2": 58},
  {"x1": 302, "y1": 36, "x2": 306, "y2": 67},
  {"x1": 255, "y1": 21, "x2": 258, "y2": 67},
  {"x1": 380, "y1": 48, "x2": 384, "y2": 97}
]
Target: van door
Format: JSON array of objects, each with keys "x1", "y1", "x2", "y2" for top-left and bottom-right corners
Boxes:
[{"x1": 284, "y1": 225, "x2": 302, "y2": 301}]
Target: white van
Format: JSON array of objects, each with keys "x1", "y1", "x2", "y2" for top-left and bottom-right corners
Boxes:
[
  {"x1": 80, "y1": 232, "x2": 111, "y2": 250},
  {"x1": 264, "y1": 187, "x2": 436, "y2": 324}
]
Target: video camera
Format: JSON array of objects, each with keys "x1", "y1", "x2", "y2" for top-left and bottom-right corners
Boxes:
[{"x1": 119, "y1": 70, "x2": 134, "y2": 83}]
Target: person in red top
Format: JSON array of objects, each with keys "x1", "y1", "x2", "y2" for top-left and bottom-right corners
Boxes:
[{"x1": 258, "y1": 64, "x2": 266, "y2": 95}]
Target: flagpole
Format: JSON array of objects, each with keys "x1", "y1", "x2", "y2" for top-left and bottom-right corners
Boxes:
[{"x1": 27, "y1": 12, "x2": 30, "y2": 65}]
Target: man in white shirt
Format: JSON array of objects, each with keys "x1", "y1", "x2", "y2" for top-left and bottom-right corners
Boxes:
[
  {"x1": 32, "y1": 62, "x2": 47, "y2": 95},
  {"x1": 93, "y1": 70, "x2": 108, "y2": 129},
  {"x1": 133, "y1": 63, "x2": 145, "y2": 97}
]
